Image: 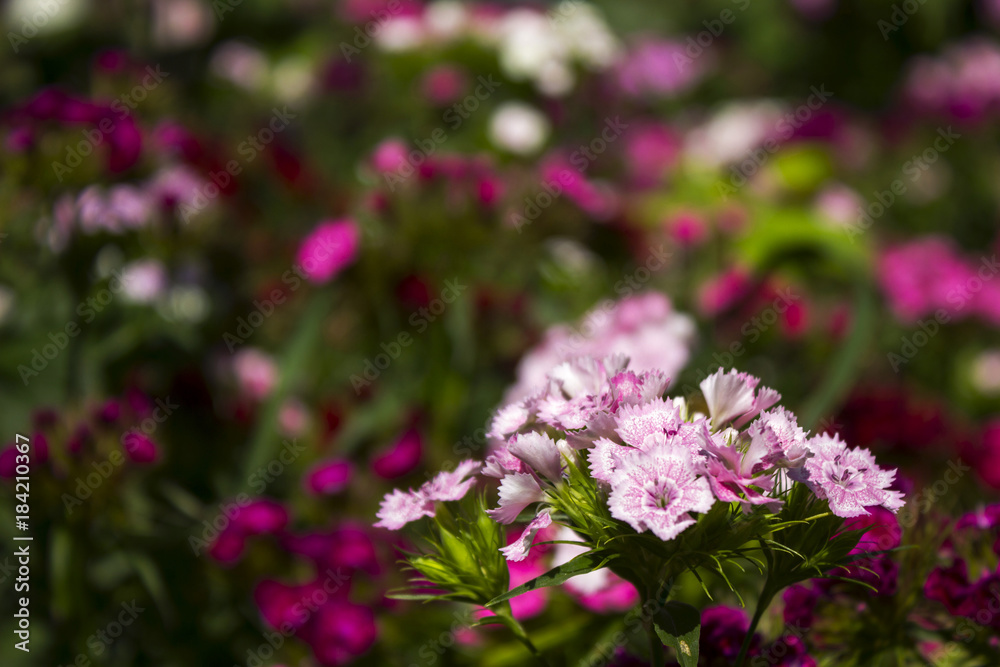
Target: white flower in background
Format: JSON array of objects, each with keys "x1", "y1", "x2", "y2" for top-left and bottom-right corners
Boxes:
[
  {"x1": 210, "y1": 41, "x2": 269, "y2": 91},
  {"x1": 151, "y1": 0, "x2": 214, "y2": 50},
  {"x1": 271, "y1": 56, "x2": 314, "y2": 104},
  {"x1": 488, "y1": 102, "x2": 550, "y2": 155},
  {"x1": 554, "y1": 2, "x2": 621, "y2": 69},
  {"x1": 684, "y1": 101, "x2": 785, "y2": 167},
  {"x1": 971, "y1": 350, "x2": 1000, "y2": 396},
  {"x1": 425, "y1": 1, "x2": 467, "y2": 40},
  {"x1": 374, "y1": 2, "x2": 618, "y2": 96},
  {"x1": 4, "y1": 0, "x2": 86, "y2": 36},
  {"x1": 160, "y1": 285, "x2": 209, "y2": 324},
  {"x1": 121, "y1": 259, "x2": 169, "y2": 304},
  {"x1": 376, "y1": 16, "x2": 425, "y2": 51}
]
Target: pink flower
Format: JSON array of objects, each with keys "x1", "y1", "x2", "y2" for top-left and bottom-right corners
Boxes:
[
  {"x1": 234, "y1": 499, "x2": 288, "y2": 534},
  {"x1": 507, "y1": 432, "x2": 564, "y2": 482},
  {"x1": 699, "y1": 368, "x2": 781, "y2": 428},
  {"x1": 296, "y1": 219, "x2": 360, "y2": 284},
  {"x1": 487, "y1": 473, "x2": 546, "y2": 524},
  {"x1": 667, "y1": 212, "x2": 709, "y2": 247},
  {"x1": 749, "y1": 407, "x2": 810, "y2": 468},
  {"x1": 506, "y1": 294, "x2": 693, "y2": 403},
  {"x1": 500, "y1": 510, "x2": 553, "y2": 562},
  {"x1": 374, "y1": 460, "x2": 480, "y2": 529},
  {"x1": 232, "y1": 348, "x2": 277, "y2": 401},
  {"x1": 793, "y1": 434, "x2": 905, "y2": 518},
  {"x1": 122, "y1": 431, "x2": 160, "y2": 463},
  {"x1": 371, "y1": 428, "x2": 423, "y2": 479},
  {"x1": 607, "y1": 445, "x2": 715, "y2": 541},
  {"x1": 304, "y1": 459, "x2": 354, "y2": 495},
  {"x1": 310, "y1": 600, "x2": 377, "y2": 665},
  {"x1": 370, "y1": 138, "x2": 409, "y2": 174},
  {"x1": 697, "y1": 268, "x2": 752, "y2": 316},
  {"x1": 877, "y1": 237, "x2": 973, "y2": 322}
]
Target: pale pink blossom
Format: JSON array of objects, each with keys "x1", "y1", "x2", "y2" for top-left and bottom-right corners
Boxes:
[
  {"x1": 374, "y1": 460, "x2": 480, "y2": 529},
  {"x1": 793, "y1": 434, "x2": 905, "y2": 518},
  {"x1": 699, "y1": 368, "x2": 780, "y2": 428},
  {"x1": 607, "y1": 446, "x2": 715, "y2": 541},
  {"x1": 500, "y1": 510, "x2": 552, "y2": 562}
]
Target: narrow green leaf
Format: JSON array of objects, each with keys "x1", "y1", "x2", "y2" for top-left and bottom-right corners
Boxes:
[
  {"x1": 485, "y1": 551, "x2": 611, "y2": 608},
  {"x1": 653, "y1": 601, "x2": 701, "y2": 667}
]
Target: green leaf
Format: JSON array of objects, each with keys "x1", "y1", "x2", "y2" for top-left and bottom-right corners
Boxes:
[
  {"x1": 653, "y1": 601, "x2": 701, "y2": 667},
  {"x1": 484, "y1": 551, "x2": 611, "y2": 608}
]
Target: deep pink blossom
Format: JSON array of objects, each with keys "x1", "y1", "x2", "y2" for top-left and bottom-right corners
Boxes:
[
  {"x1": 304, "y1": 459, "x2": 354, "y2": 495},
  {"x1": 371, "y1": 428, "x2": 423, "y2": 479},
  {"x1": 296, "y1": 219, "x2": 360, "y2": 284}
]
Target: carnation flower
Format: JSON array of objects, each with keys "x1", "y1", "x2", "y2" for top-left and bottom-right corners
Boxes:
[
  {"x1": 607, "y1": 444, "x2": 715, "y2": 541},
  {"x1": 699, "y1": 368, "x2": 781, "y2": 428},
  {"x1": 792, "y1": 434, "x2": 905, "y2": 518},
  {"x1": 374, "y1": 459, "x2": 480, "y2": 529}
]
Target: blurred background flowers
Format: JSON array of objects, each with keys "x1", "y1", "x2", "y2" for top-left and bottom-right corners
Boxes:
[{"x1": 0, "y1": 0, "x2": 999, "y2": 665}]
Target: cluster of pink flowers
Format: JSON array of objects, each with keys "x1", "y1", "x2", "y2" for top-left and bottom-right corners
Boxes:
[
  {"x1": 878, "y1": 235, "x2": 1000, "y2": 326},
  {"x1": 0, "y1": 390, "x2": 164, "y2": 478},
  {"x1": 505, "y1": 293, "x2": 694, "y2": 402},
  {"x1": 376, "y1": 358, "x2": 905, "y2": 564},
  {"x1": 903, "y1": 38, "x2": 1000, "y2": 121}
]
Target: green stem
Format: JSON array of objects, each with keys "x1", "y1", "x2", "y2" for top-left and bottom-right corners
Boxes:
[
  {"x1": 734, "y1": 587, "x2": 774, "y2": 667},
  {"x1": 494, "y1": 605, "x2": 551, "y2": 666},
  {"x1": 646, "y1": 614, "x2": 665, "y2": 666}
]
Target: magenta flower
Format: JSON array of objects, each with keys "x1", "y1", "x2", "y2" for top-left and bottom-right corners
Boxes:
[
  {"x1": 122, "y1": 431, "x2": 160, "y2": 463},
  {"x1": 793, "y1": 434, "x2": 905, "y2": 518},
  {"x1": 374, "y1": 459, "x2": 480, "y2": 529},
  {"x1": 233, "y1": 499, "x2": 288, "y2": 535},
  {"x1": 304, "y1": 459, "x2": 354, "y2": 495},
  {"x1": 296, "y1": 219, "x2": 360, "y2": 284},
  {"x1": 607, "y1": 446, "x2": 715, "y2": 541},
  {"x1": 371, "y1": 428, "x2": 423, "y2": 479},
  {"x1": 310, "y1": 600, "x2": 377, "y2": 665}
]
